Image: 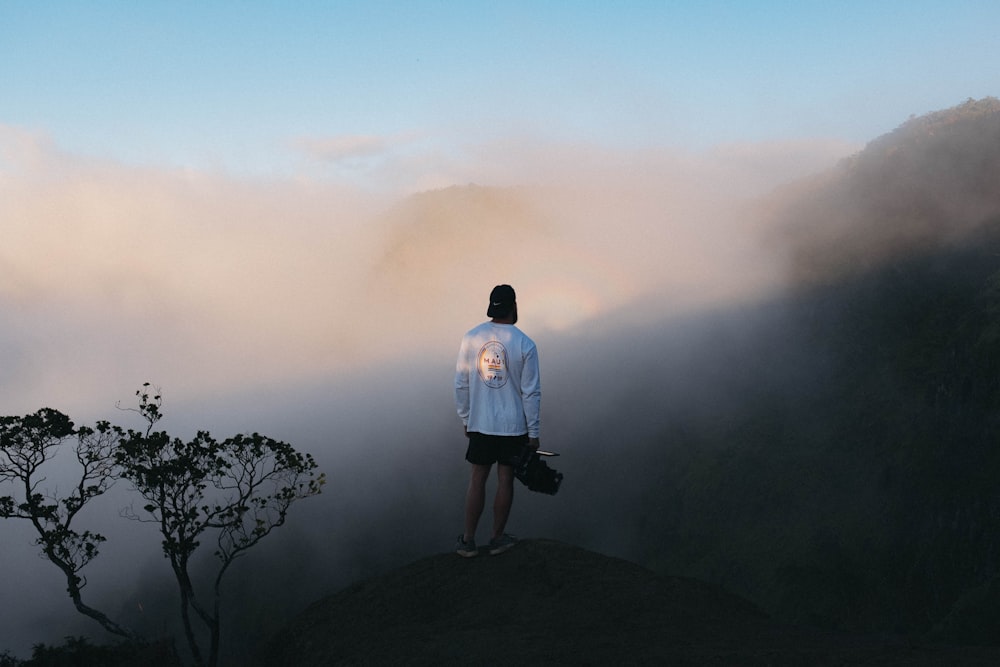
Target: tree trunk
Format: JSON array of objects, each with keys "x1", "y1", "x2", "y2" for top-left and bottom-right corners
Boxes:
[
  {"x1": 46, "y1": 548, "x2": 134, "y2": 639},
  {"x1": 173, "y1": 559, "x2": 205, "y2": 667},
  {"x1": 68, "y1": 583, "x2": 134, "y2": 639}
]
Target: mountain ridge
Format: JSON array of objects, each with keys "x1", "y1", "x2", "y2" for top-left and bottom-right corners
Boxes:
[{"x1": 776, "y1": 96, "x2": 1000, "y2": 284}]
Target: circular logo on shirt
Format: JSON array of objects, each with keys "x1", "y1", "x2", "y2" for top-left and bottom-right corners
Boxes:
[{"x1": 477, "y1": 340, "x2": 509, "y2": 388}]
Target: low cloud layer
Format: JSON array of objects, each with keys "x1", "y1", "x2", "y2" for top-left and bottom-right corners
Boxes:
[
  {"x1": 0, "y1": 124, "x2": 855, "y2": 417},
  {"x1": 0, "y1": 123, "x2": 857, "y2": 657}
]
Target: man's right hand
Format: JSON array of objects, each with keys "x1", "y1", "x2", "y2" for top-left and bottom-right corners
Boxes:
[{"x1": 528, "y1": 437, "x2": 540, "y2": 450}]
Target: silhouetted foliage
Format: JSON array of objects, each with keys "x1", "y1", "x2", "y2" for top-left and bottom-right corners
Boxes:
[
  {"x1": 0, "y1": 410, "x2": 132, "y2": 638},
  {"x1": 631, "y1": 99, "x2": 1000, "y2": 640},
  {"x1": 115, "y1": 384, "x2": 325, "y2": 667},
  {"x1": 0, "y1": 384, "x2": 324, "y2": 667},
  {"x1": 14, "y1": 636, "x2": 180, "y2": 667}
]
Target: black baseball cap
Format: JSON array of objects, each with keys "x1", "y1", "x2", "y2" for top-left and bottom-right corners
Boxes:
[{"x1": 487, "y1": 284, "x2": 516, "y2": 318}]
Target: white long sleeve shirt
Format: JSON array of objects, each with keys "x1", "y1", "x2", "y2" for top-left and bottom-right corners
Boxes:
[{"x1": 455, "y1": 321, "x2": 541, "y2": 438}]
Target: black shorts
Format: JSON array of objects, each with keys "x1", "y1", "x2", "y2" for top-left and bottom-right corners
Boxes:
[{"x1": 465, "y1": 432, "x2": 528, "y2": 466}]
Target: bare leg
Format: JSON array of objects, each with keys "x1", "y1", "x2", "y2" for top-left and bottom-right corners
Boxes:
[
  {"x1": 492, "y1": 464, "x2": 515, "y2": 541},
  {"x1": 464, "y1": 463, "x2": 491, "y2": 542}
]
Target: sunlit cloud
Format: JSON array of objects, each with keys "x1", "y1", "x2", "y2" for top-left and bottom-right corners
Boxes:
[
  {"x1": 0, "y1": 125, "x2": 857, "y2": 417},
  {"x1": 293, "y1": 134, "x2": 391, "y2": 163},
  {"x1": 1, "y1": 131, "x2": 391, "y2": 415},
  {"x1": 0, "y1": 124, "x2": 59, "y2": 173}
]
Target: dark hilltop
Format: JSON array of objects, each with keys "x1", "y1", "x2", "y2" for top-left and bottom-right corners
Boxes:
[{"x1": 256, "y1": 539, "x2": 1000, "y2": 666}]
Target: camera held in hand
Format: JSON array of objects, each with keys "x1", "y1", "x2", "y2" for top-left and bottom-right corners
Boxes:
[{"x1": 513, "y1": 445, "x2": 563, "y2": 495}]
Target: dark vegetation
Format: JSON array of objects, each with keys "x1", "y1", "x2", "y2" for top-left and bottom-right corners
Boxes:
[
  {"x1": 0, "y1": 637, "x2": 179, "y2": 667},
  {"x1": 632, "y1": 232, "x2": 1000, "y2": 639},
  {"x1": 602, "y1": 97, "x2": 1000, "y2": 642},
  {"x1": 0, "y1": 386, "x2": 323, "y2": 667}
]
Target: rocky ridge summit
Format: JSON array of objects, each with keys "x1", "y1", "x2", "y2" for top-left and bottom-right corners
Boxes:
[{"x1": 255, "y1": 540, "x2": 1000, "y2": 666}]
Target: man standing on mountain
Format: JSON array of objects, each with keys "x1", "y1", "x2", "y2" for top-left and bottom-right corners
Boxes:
[{"x1": 454, "y1": 284, "x2": 541, "y2": 557}]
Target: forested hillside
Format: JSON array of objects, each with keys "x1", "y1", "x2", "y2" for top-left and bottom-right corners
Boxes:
[{"x1": 620, "y1": 98, "x2": 1000, "y2": 641}]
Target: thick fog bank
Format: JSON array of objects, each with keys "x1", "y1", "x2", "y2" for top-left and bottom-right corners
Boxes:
[
  {"x1": 7, "y1": 99, "x2": 1000, "y2": 660},
  {"x1": 166, "y1": 297, "x2": 822, "y2": 664}
]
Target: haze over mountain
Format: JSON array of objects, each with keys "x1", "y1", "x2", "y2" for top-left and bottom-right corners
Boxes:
[
  {"x1": 3, "y1": 98, "x2": 1000, "y2": 665},
  {"x1": 250, "y1": 97, "x2": 1000, "y2": 660},
  {"x1": 632, "y1": 98, "x2": 1000, "y2": 639}
]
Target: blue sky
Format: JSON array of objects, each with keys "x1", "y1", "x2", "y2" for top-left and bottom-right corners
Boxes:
[{"x1": 3, "y1": 1, "x2": 998, "y2": 178}]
